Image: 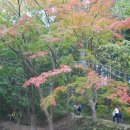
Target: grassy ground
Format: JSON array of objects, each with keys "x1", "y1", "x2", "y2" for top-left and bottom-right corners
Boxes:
[{"x1": 1, "y1": 114, "x2": 130, "y2": 130}]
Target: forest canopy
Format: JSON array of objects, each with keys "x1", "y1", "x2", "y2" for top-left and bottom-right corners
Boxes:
[{"x1": 0, "y1": 0, "x2": 130, "y2": 130}]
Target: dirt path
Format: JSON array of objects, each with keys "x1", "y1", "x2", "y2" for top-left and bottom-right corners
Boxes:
[
  {"x1": 0, "y1": 116, "x2": 69, "y2": 130},
  {"x1": 1, "y1": 114, "x2": 130, "y2": 130},
  {"x1": 98, "y1": 118, "x2": 130, "y2": 129},
  {"x1": 0, "y1": 121, "x2": 46, "y2": 130},
  {"x1": 71, "y1": 113, "x2": 130, "y2": 129}
]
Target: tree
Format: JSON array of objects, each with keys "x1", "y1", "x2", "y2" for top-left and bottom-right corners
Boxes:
[
  {"x1": 0, "y1": 0, "x2": 130, "y2": 129},
  {"x1": 0, "y1": 2, "x2": 73, "y2": 129},
  {"x1": 69, "y1": 67, "x2": 108, "y2": 122},
  {"x1": 23, "y1": 65, "x2": 71, "y2": 130},
  {"x1": 0, "y1": 14, "x2": 49, "y2": 130}
]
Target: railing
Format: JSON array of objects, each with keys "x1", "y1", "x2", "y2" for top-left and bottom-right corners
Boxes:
[{"x1": 79, "y1": 52, "x2": 130, "y2": 83}]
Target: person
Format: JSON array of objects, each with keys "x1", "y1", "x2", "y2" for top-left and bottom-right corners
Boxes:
[
  {"x1": 77, "y1": 104, "x2": 81, "y2": 116},
  {"x1": 74, "y1": 104, "x2": 78, "y2": 115},
  {"x1": 113, "y1": 107, "x2": 120, "y2": 123}
]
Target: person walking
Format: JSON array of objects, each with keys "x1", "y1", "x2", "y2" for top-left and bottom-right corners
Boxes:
[
  {"x1": 74, "y1": 104, "x2": 78, "y2": 115},
  {"x1": 113, "y1": 107, "x2": 120, "y2": 123},
  {"x1": 77, "y1": 103, "x2": 81, "y2": 116}
]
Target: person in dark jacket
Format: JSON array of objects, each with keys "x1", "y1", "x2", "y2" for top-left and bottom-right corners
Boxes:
[{"x1": 77, "y1": 104, "x2": 81, "y2": 116}]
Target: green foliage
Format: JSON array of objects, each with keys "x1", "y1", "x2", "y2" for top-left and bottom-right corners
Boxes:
[
  {"x1": 59, "y1": 54, "x2": 75, "y2": 66},
  {"x1": 113, "y1": 0, "x2": 130, "y2": 18},
  {"x1": 122, "y1": 110, "x2": 130, "y2": 124},
  {"x1": 53, "y1": 109, "x2": 66, "y2": 121},
  {"x1": 0, "y1": 0, "x2": 130, "y2": 127},
  {"x1": 97, "y1": 105, "x2": 110, "y2": 117},
  {"x1": 96, "y1": 41, "x2": 130, "y2": 74}
]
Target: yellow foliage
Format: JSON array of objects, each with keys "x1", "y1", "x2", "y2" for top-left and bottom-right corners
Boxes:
[
  {"x1": 40, "y1": 86, "x2": 66, "y2": 109},
  {"x1": 69, "y1": 95, "x2": 76, "y2": 101},
  {"x1": 53, "y1": 86, "x2": 67, "y2": 94},
  {"x1": 126, "y1": 107, "x2": 130, "y2": 114},
  {"x1": 74, "y1": 64, "x2": 86, "y2": 71},
  {"x1": 40, "y1": 93, "x2": 56, "y2": 109},
  {"x1": 76, "y1": 87, "x2": 85, "y2": 94}
]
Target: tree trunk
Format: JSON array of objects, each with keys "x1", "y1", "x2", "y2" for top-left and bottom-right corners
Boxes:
[
  {"x1": 90, "y1": 102, "x2": 97, "y2": 122},
  {"x1": 29, "y1": 87, "x2": 37, "y2": 130},
  {"x1": 67, "y1": 92, "x2": 69, "y2": 112},
  {"x1": 38, "y1": 87, "x2": 54, "y2": 130},
  {"x1": 44, "y1": 108, "x2": 54, "y2": 130},
  {"x1": 30, "y1": 114, "x2": 37, "y2": 130},
  {"x1": 48, "y1": 117, "x2": 53, "y2": 130}
]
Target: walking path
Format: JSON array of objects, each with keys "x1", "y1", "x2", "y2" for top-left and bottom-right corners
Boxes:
[
  {"x1": 0, "y1": 114, "x2": 130, "y2": 130},
  {"x1": 71, "y1": 113, "x2": 130, "y2": 129}
]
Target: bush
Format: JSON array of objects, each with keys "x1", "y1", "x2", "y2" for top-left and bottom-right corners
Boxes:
[
  {"x1": 97, "y1": 105, "x2": 111, "y2": 119},
  {"x1": 53, "y1": 109, "x2": 66, "y2": 121},
  {"x1": 121, "y1": 111, "x2": 130, "y2": 124}
]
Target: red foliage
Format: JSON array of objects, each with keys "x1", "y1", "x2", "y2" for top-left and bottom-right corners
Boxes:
[
  {"x1": 109, "y1": 18, "x2": 130, "y2": 31},
  {"x1": 76, "y1": 69, "x2": 109, "y2": 94},
  {"x1": 23, "y1": 65, "x2": 72, "y2": 88},
  {"x1": 114, "y1": 33, "x2": 123, "y2": 40},
  {"x1": 87, "y1": 69, "x2": 108, "y2": 90},
  {"x1": 0, "y1": 25, "x2": 17, "y2": 37},
  {"x1": 108, "y1": 18, "x2": 130, "y2": 40},
  {"x1": 7, "y1": 27, "x2": 17, "y2": 37},
  {"x1": 23, "y1": 51, "x2": 48, "y2": 59},
  {"x1": 108, "y1": 82, "x2": 130, "y2": 104},
  {"x1": 60, "y1": 0, "x2": 115, "y2": 34},
  {"x1": 30, "y1": 51, "x2": 48, "y2": 59},
  {"x1": 0, "y1": 15, "x2": 32, "y2": 38},
  {"x1": 17, "y1": 15, "x2": 32, "y2": 26}
]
